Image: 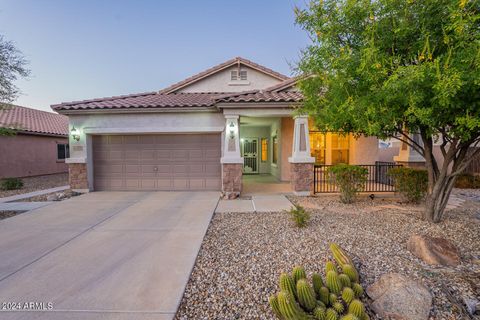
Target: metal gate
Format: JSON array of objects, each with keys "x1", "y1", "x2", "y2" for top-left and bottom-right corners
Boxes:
[{"x1": 242, "y1": 138, "x2": 258, "y2": 174}]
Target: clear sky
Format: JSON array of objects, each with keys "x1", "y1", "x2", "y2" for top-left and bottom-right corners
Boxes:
[{"x1": 0, "y1": 0, "x2": 309, "y2": 113}]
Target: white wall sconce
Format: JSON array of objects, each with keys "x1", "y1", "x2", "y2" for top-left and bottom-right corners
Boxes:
[{"x1": 71, "y1": 126, "x2": 80, "y2": 141}]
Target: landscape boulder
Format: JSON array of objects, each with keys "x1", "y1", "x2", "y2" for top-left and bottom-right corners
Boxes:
[
  {"x1": 367, "y1": 273, "x2": 432, "y2": 320},
  {"x1": 407, "y1": 234, "x2": 460, "y2": 266}
]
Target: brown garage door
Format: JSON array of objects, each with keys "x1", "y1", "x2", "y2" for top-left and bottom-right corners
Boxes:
[{"x1": 92, "y1": 134, "x2": 221, "y2": 191}]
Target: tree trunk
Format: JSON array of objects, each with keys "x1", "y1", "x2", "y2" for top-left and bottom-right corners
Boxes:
[{"x1": 424, "y1": 175, "x2": 457, "y2": 223}]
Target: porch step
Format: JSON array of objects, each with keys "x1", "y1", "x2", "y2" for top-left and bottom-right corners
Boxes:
[{"x1": 215, "y1": 195, "x2": 294, "y2": 213}]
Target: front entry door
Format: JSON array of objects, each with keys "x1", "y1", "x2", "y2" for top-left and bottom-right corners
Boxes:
[{"x1": 242, "y1": 137, "x2": 258, "y2": 174}]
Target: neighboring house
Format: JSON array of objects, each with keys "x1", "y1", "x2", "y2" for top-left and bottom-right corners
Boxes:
[
  {"x1": 0, "y1": 105, "x2": 69, "y2": 178},
  {"x1": 51, "y1": 57, "x2": 379, "y2": 196}
]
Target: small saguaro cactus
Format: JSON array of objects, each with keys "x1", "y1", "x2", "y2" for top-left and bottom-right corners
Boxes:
[
  {"x1": 269, "y1": 294, "x2": 283, "y2": 319},
  {"x1": 342, "y1": 264, "x2": 359, "y2": 283},
  {"x1": 341, "y1": 287, "x2": 355, "y2": 305},
  {"x1": 326, "y1": 271, "x2": 343, "y2": 294},
  {"x1": 348, "y1": 299, "x2": 366, "y2": 319},
  {"x1": 277, "y1": 290, "x2": 309, "y2": 320},
  {"x1": 352, "y1": 283, "x2": 364, "y2": 298},
  {"x1": 325, "y1": 308, "x2": 339, "y2": 320},
  {"x1": 338, "y1": 274, "x2": 351, "y2": 288},
  {"x1": 297, "y1": 279, "x2": 317, "y2": 311},
  {"x1": 312, "y1": 273, "x2": 324, "y2": 295},
  {"x1": 329, "y1": 243, "x2": 354, "y2": 266},
  {"x1": 319, "y1": 286, "x2": 330, "y2": 305},
  {"x1": 280, "y1": 273, "x2": 297, "y2": 299},
  {"x1": 292, "y1": 266, "x2": 307, "y2": 284},
  {"x1": 325, "y1": 261, "x2": 338, "y2": 274},
  {"x1": 314, "y1": 306, "x2": 326, "y2": 320},
  {"x1": 268, "y1": 245, "x2": 368, "y2": 319}
]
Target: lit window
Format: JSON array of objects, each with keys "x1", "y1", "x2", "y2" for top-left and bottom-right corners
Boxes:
[
  {"x1": 57, "y1": 143, "x2": 70, "y2": 160},
  {"x1": 261, "y1": 138, "x2": 268, "y2": 162},
  {"x1": 272, "y1": 136, "x2": 278, "y2": 164},
  {"x1": 309, "y1": 132, "x2": 326, "y2": 164},
  {"x1": 331, "y1": 133, "x2": 349, "y2": 164},
  {"x1": 231, "y1": 70, "x2": 238, "y2": 81}
]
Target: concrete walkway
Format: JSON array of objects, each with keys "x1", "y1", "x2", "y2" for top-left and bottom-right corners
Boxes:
[
  {"x1": 0, "y1": 185, "x2": 70, "y2": 203},
  {"x1": 0, "y1": 201, "x2": 53, "y2": 211},
  {"x1": 0, "y1": 191, "x2": 219, "y2": 320},
  {"x1": 216, "y1": 194, "x2": 294, "y2": 213}
]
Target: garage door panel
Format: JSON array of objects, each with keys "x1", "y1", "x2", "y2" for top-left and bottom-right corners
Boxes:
[
  {"x1": 173, "y1": 179, "x2": 188, "y2": 190},
  {"x1": 93, "y1": 134, "x2": 221, "y2": 191}
]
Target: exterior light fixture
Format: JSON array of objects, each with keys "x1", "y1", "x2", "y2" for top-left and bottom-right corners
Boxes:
[{"x1": 71, "y1": 126, "x2": 80, "y2": 141}]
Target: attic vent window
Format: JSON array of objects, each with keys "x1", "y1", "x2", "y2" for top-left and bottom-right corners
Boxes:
[
  {"x1": 231, "y1": 71, "x2": 238, "y2": 81},
  {"x1": 239, "y1": 70, "x2": 247, "y2": 80}
]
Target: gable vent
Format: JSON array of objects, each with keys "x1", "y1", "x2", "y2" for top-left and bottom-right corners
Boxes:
[
  {"x1": 231, "y1": 70, "x2": 238, "y2": 81},
  {"x1": 239, "y1": 70, "x2": 247, "y2": 80}
]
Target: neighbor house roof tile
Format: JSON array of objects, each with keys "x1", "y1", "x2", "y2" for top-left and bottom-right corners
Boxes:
[{"x1": 0, "y1": 104, "x2": 68, "y2": 136}]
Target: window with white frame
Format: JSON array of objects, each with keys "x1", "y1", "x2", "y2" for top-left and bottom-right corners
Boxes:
[{"x1": 57, "y1": 143, "x2": 70, "y2": 160}]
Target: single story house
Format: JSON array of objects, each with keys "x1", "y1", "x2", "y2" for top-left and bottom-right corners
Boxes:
[
  {"x1": 52, "y1": 57, "x2": 383, "y2": 197},
  {"x1": 0, "y1": 105, "x2": 69, "y2": 178}
]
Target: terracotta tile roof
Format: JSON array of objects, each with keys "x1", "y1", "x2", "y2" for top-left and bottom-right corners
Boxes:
[
  {"x1": 51, "y1": 92, "x2": 225, "y2": 111},
  {"x1": 215, "y1": 78, "x2": 303, "y2": 104},
  {"x1": 0, "y1": 104, "x2": 68, "y2": 136},
  {"x1": 215, "y1": 90, "x2": 303, "y2": 103},
  {"x1": 158, "y1": 57, "x2": 290, "y2": 94}
]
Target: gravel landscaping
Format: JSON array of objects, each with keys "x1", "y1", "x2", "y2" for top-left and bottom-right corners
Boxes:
[
  {"x1": 0, "y1": 173, "x2": 68, "y2": 198},
  {"x1": 0, "y1": 210, "x2": 24, "y2": 220},
  {"x1": 175, "y1": 190, "x2": 480, "y2": 320}
]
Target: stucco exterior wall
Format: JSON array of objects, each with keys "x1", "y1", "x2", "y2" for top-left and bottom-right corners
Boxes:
[
  {"x1": 0, "y1": 133, "x2": 68, "y2": 178},
  {"x1": 281, "y1": 117, "x2": 294, "y2": 181},
  {"x1": 349, "y1": 135, "x2": 379, "y2": 165},
  {"x1": 178, "y1": 66, "x2": 282, "y2": 93},
  {"x1": 270, "y1": 119, "x2": 282, "y2": 180}
]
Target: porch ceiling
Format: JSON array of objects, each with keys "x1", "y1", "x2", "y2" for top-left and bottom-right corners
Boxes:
[{"x1": 239, "y1": 116, "x2": 279, "y2": 127}]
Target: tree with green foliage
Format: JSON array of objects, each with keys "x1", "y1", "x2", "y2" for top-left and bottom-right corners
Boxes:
[
  {"x1": 295, "y1": 0, "x2": 480, "y2": 222},
  {"x1": 0, "y1": 34, "x2": 30, "y2": 135}
]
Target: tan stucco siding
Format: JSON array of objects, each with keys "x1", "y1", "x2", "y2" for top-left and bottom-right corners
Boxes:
[
  {"x1": 0, "y1": 134, "x2": 68, "y2": 178},
  {"x1": 281, "y1": 117, "x2": 294, "y2": 181},
  {"x1": 178, "y1": 66, "x2": 283, "y2": 93},
  {"x1": 349, "y1": 135, "x2": 379, "y2": 165}
]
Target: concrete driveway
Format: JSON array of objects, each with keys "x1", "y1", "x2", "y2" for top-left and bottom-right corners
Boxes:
[{"x1": 0, "y1": 191, "x2": 219, "y2": 320}]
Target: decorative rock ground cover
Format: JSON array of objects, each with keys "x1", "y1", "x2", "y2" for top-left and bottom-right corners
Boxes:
[{"x1": 175, "y1": 190, "x2": 480, "y2": 320}]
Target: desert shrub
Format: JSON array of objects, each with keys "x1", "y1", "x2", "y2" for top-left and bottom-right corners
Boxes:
[
  {"x1": 269, "y1": 243, "x2": 368, "y2": 320},
  {"x1": 454, "y1": 173, "x2": 480, "y2": 189},
  {"x1": 288, "y1": 204, "x2": 310, "y2": 228},
  {"x1": 328, "y1": 164, "x2": 368, "y2": 203},
  {"x1": 388, "y1": 167, "x2": 428, "y2": 203},
  {"x1": 0, "y1": 177, "x2": 24, "y2": 190}
]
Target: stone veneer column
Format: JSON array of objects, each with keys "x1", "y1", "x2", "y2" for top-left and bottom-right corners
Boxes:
[
  {"x1": 288, "y1": 115, "x2": 315, "y2": 196},
  {"x1": 68, "y1": 163, "x2": 88, "y2": 191},
  {"x1": 221, "y1": 115, "x2": 243, "y2": 199}
]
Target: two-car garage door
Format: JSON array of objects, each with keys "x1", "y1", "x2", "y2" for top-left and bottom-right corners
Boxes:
[{"x1": 92, "y1": 134, "x2": 221, "y2": 191}]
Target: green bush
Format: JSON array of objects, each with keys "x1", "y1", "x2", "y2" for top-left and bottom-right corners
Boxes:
[
  {"x1": 0, "y1": 177, "x2": 24, "y2": 190},
  {"x1": 328, "y1": 164, "x2": 368, "y2": 204},
  {"x1": 288, "y1": 204, "x2": 310, "y2": 228},
  {"x1": 388, "y1": 167, "x2": 428, "y2": 203},
  {"x1": 454, "y1": 173, "x2": 480, "y2": 189}
]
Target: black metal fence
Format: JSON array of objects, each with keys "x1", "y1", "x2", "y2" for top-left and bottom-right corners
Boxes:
[{"x1": 313, "y1": 161, "x2": 402, "y2": 193}]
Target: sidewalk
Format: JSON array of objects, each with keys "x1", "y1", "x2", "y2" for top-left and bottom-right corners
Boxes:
[
  {"x1": 0, "y1": 185, "x2": 69, "y2": 203},
  {"x1": 216, "y1": 195, "x2": 294, "y2": 213},
  {"x1": 0, "y1": 202, "x2": 53, "y2": 211}
]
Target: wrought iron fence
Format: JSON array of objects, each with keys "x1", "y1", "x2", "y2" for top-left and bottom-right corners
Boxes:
[{"x1": 313, "y1": 162, "x2": 402, "y2": 193}]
